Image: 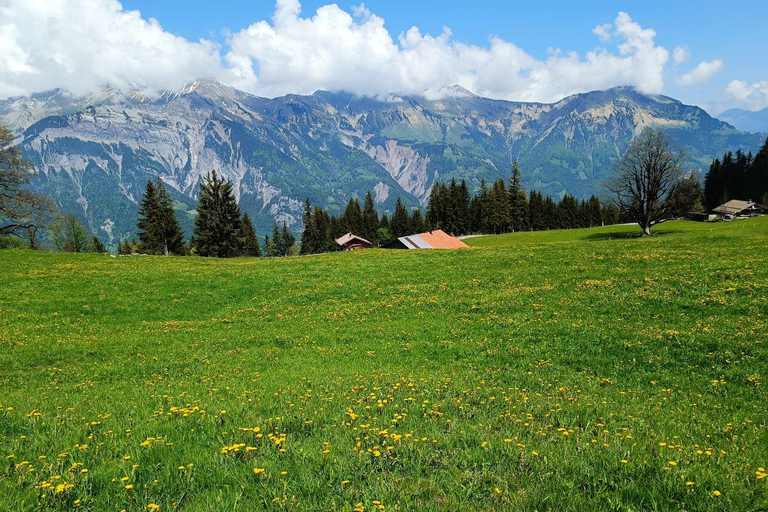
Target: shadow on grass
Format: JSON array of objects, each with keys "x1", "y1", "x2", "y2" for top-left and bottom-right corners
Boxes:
[{"x1": 583, "y1": 229, "x2": 682, "y2": 241}]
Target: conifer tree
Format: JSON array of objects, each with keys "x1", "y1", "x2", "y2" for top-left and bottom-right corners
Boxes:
[
  {"x1": 91, "y1": 236, "x2": 106, "y2": 253},
  {"x1": 314, "y1": 206, "x2": 333, "y2": 252},
  {"x1": 341, "y1": 197, "x2": 363, "y2": 235},
  {"x1": 508, "y1": 162, "x2": 530, "y2": 232},
  {"x1": 300, "y1": 199, "x2": 317, "y2": 255},
  {"x1": 409, "y1": 208, "x2": 426, "y2": 234},
  {"x1": 137, "y1": 179, "x2": 185, "y2": 255},
  {"x1": 361, "y1": 192, "x2": 379, "y2": 244},
  {"x1": 271, "y1": 221, "x2": 281, "y2": 256},
  {"x1": 236, "y1": 212, "x2": 260, "y2": 257},
  {"x1": 279, "y1": 222, "x2": 296, "y2": 256},
  {"x1": 192, "y1": 171, "x2": 241, "y2": 258},
  {"x1": 558, "y1": 194, "x2": 579, "y2": 229},
  {"x1": 486, "y1": 179, "x2": 510, "y2": 234},
  {"x1": 263, "y1": 233, "x2": 277, "y2": 257},
  {"x1": 390, "y1": 197, "x2": 411, "y2": 237}
]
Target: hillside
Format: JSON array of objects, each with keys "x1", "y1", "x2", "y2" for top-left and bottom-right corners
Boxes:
[
  {"x1": 1, "y1": 218, "x2": 767, "y2": 510},
  {"x1": 2, "y1": 81, "x2": 764, "y2": 244},
  {"x1": 718, "y1": 107, "x2": 768, "y2": 134}
]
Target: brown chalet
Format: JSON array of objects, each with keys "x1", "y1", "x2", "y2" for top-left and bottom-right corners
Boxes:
[
  {"x1": 711, "y1": 199, "x2": 766, "y2": 218},
  {"x1": 335, "y1": 233, "x2": 372, "y2": 251}
]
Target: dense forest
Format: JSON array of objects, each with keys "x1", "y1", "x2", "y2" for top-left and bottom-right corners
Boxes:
[
  {"x1": 300, "y1": 164, "x2": 620, "y2": 255},
  {"x1": 704, "y1": 138, "x2": 768, "y2": 209}
]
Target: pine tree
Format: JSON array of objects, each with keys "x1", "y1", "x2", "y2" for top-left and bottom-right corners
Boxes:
[
  {"x1": 508, "y1": 162, "x2": 530, "y2": 232},
  {"x1": 487, "y1": 179, "x2": 510, "y2": 234},
  {"x1": 361, "y1": 192, "x2": 379, "y2": 244},
  {"x1": 341, "y1": 197, "x2": 363, "y2": 235},
  {"x1": 529, "y1": 190, "x2": 544, "y2": 231},
  {"x1": 300, "y1": 198, "x2": 317, "y2": 255},
  {"x1": 137, "y1": 179, "x2": 184, "y2": 255},
  {"x1": 236, "y1": 213, "x2": 260, "y2": 257},
  {"x1": 192, "y1": 171, "x2": 242, "y2": 258},
  {"x1": 279, "y1": 222, "x2": 296, "y2": 256},
  {"x1": 263, "y1": 233, "x2": 276, "y2": 257},
  {"x1": 750, "y1": 138, "x2": 768, "y2": 205},
  {"x1": 136, "y1": 180, "x2": 160, "y2": 251},
  {"x1": 558, "y1": 194, "x2": 579, "y2": 229},
  {"x1": 271, "y1": 221, "x2": 282, "y2": 256},
  {"x1": 314, "y1": 207, "x2": 333, "y2": 252},
  {"x1": 91, "y1": 236, "x2": 106, "y2": 253},
  {"x1": 409, "y1": 208, "x2": 426, "y2": 234},
  {"x1": 390, "y1": 197, "x2": 411, "y2": 237}
]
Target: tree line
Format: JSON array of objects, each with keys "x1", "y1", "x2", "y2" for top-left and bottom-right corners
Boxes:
[
  {"x1": 300, "y1": 162, "x2": 622, "y2": 255},
  {"x1": 704, "y1": 138, "x2": 768, "y2": 209},
  {"x1": 426, "y1": 163, "x2": 619, "y2": 236}
]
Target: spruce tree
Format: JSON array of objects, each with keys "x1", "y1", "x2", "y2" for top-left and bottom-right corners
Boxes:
[
  {"x1": 263, "y1": 233, "x2": 277, "y2": 257},
  {"x1": 279, "y1": 222, "x2": 296, "y2": 256},
  {"x1": 361, "y1": 192, "x2": 379, "y2": 244},
  {"x1": 271, "y1": 221, "x2": 282, "y2": 256},
  {"x1": 300, "y1": 199, "x2": 317, "y2": 255},
  {"x1": 137, "y1": 179, "x2": 184, "y2": 255},
  {"x1": 236, "y1": 212, "x2": 260, "y2": 257},
  {"x1": 508, "y1": 162, "x2": 530, "y2": 232},
  {"x1": 192, "y1": 171, "x2": 241, "y2": 258},
  {"x1": 390, "y1": 197, "x2": 411, "y2": 237},
  {"x1": 136, "y1": 180, "x2": 160, "y2": 251},
  {"x1": 91, "y1": 236, "x2": 106, "y2": 253},
  {"x1": 409, "y1": 208, "x2": 426, "y2": 234},
  {"x1": 314, "y1": 206, "x2": 333, "y2": 252},
  {"x1": 341, "y1": 197, "x2": 363, "y2": 235}
]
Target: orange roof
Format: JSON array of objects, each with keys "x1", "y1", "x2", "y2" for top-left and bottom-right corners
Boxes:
[{"x1": 416, "y1": 229, "x2": 469, "y2": 249}]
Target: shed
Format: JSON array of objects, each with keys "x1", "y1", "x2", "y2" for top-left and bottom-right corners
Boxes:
[
  {"x1": 335, "y1": 233, "x2": 372, "y2": 251},
  {"x1": 383, "y1": 229, "x2": 470, "y2": 250}
]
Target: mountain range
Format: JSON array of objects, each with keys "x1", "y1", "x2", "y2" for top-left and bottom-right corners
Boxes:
[
  {"x1": 717, "y1": 107, "x2": 768, "y2": 134},
  {"x1": 1, "y1": 80, "x2": 764, "y2": 246}
]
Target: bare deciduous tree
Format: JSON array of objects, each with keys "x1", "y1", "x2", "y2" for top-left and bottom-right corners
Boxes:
[{"x1": 606, "y1": 129, "x2": 684, "y2": 235}]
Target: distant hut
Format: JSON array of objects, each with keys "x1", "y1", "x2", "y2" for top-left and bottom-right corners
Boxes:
[
  {"x1": 711, "y1": 199, "x2": 765, "y2": 219},
  {"x1": 335, "y1": 233, "x2": 372, "y2": 251},
  {"x1": 383, "y1": 229, "x2": 470, "y2": 250}
]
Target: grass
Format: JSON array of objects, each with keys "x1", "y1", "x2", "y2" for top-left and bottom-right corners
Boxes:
[{"x1": 1, "y1": 218, "x2": 766, "y2": 511}]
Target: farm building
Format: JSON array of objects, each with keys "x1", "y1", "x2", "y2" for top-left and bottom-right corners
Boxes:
[
  {"x1": 335, "y1": 233, "x2": 373, "y2": 251},
  {"x1": 383, "y1": 229, "x2": 470, "y2": 250},
  {"x1": 711, "y1": 199, "x2": 766, "y2": 218}
]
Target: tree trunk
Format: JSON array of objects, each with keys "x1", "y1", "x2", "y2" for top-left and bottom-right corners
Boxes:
[{"x1": 641, "y1": 223, "x2": 652, "y2": 236}]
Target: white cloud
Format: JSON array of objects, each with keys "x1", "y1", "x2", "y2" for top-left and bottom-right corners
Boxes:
[
  {"x1": 0, "y1": 0, "x2": 223, "y2": 98},
  {"x1": 677, "y1": 60, "x2": 724, "y2": 86},
  {"x1": 1, "y1": 0, "x2": 676, "y2": 104},
  {"x1": 673, "y1": 46, "x2": 690, "y2": 65},
  {"x1": 726, "y1": 80, "x2": 768, "y2": 110},
  {"x1": 224, "y1": 6, "x2": 671, "y2": 103}
]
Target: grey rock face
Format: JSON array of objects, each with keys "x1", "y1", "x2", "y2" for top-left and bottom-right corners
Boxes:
[{"x1": 2, "y1": 81, "x2": 763, "y2": 245}]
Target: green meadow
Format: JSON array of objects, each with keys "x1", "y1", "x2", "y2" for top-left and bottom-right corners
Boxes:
[{"x1": 1, "y1": 219, "x2": 767, "y2": 511}]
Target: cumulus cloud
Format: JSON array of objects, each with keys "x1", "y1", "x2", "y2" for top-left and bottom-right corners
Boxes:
[
  {"x1": 677, "y1": 60, "x2": 724, "y2": 86},
  {"x1": 726, "y1": 80, "x2": 768, "y2": 110},
  {"x1": 1, "y1": 0, "x2": 676, "y2": 103},
  {"x1": 0, "y1": 0, "x2": 223, "y2": 98},
  {"x1": 224, "y1": 5, "x2": 670, "y2": 102},
  {"x1": 673, "y1": 46, "x2": 690, "y2": 65}
]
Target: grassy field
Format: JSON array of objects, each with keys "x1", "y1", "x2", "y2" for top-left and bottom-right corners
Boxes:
[{"x1": 1, "y1": 219, "x2": 767, "y2": 511}]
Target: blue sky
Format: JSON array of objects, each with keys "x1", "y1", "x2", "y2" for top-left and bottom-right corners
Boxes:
[{"x1": 3, "y1": 0, "x2": 767, "y2": 113}]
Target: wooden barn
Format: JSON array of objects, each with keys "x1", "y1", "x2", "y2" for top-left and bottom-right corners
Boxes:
[
  {"x1": 335, "y1": 233, "x2": 373, "y2": 251},
  {"x1": 383, "y1": 229, "x2": 470, "y2": 250}
]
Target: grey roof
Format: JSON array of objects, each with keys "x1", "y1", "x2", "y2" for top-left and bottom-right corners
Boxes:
[
  {"x1": 398, "y1": 235, "x2": 431, "y2": 249},
  {"x1": 712, "y1": 199, "x2": 760, "y2": 215}
]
